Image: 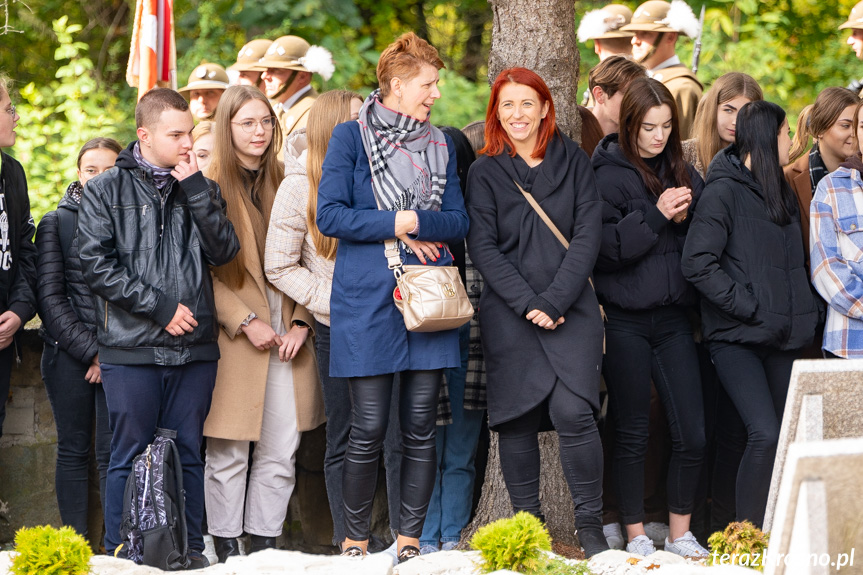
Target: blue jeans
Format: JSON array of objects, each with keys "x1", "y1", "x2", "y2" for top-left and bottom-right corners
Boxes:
[
  {"x1": 315, "y1": 321, "x2": 402, "y2": 546},
  {"x1": 42, "y1": 344, "x2": 112, "y2": 539},
  {"x1": 421, "y1": 324, "x2": 483, "y2": 548},
  {"x1": 101, "y1": 361, "x2": 216, "y2": 554}
]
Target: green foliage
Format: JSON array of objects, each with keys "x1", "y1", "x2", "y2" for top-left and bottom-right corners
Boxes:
[
  {"x1": 707, "y1": 520, "x2": 770, "y2": 571},
  {"x1": 11, "y1": 17, "x2": 135, "y2": 223},
  {"x1": 10, "y1": 525, "x2": 92, "y2": 575},
  {"x1": 536, "y1": 556, "x2": 595, "y2": 575},
  {"x1": 470, "y1": 512, "x2": 552, "y2": 573},
  {"x1": 434, "y1": 68, "x2": 490, "y2": 129}
]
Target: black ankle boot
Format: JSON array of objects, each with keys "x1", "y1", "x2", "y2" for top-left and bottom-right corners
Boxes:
[
  {"x1": 249, "y1": 534, "x2": 277, "y2": 554},
  {"x1": 576, "y1": 517, "x2": 610, "y2": 558},
  {"x1": 212, "y1": 536, "x2": 241, "y2": 563}
]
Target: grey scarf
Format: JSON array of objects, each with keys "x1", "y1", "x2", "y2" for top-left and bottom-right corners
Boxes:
[
  {"x1": 357, "y1": 88, "x2": 448, "y2": 213},
  {"x1": 132, "y1": 142, "x2": 174, "y2": 192}
]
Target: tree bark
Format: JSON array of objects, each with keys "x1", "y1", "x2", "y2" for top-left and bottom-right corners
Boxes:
[
  {"x1": 486, "y1": 0, "x2": 581, "y2": 141},
  {"x1": 461, "y1": 0, "x2": 584, "y2": 550}
]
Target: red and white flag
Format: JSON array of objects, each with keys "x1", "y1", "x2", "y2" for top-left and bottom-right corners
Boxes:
[{"x1": 127, "y1": 0, "x2": 177, "y2": 100}]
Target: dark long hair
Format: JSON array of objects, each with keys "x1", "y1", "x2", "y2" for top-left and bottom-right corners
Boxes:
[
  {"x1": 439, "y1": 126, "x2": 476, "y2": 195},
  {"x1": 618, "y1": 77, "x2": 691, "y2": 196},
  {"x1": 735, "y1": 100, "x2": 797, "y2": 226}
]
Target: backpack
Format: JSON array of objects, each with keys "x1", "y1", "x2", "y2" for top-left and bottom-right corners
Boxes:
[{"x1": 118, "y1": 428, "x2": 191, "y2": 570}]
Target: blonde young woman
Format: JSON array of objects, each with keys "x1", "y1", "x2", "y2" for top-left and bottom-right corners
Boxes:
[
  {"x1": 784, "y1": 87, "x2": 860, "y2": 260},
  {"x1": 202, "y1": 85, "x2": 324, "y2": 563},
  {"x1": 266, "y1": 90, "x2": 405, "y2": 554},
  {"x1": 683, "y1": 72, "x2": 763, "y2": 176},
  {"x1": 192, "y1": 120, "x2": 215, "y2": 173}
]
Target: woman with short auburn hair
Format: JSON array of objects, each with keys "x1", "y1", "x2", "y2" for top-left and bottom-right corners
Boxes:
[
  {"x1": 592, "y1": 76, "x2": 708, "y2": 558},
  {"x1": 202, "y1": 85, "x2": 325, "y2": 563},
  {"x1": 467, "y1": 67, "x2": 609, "y2": 558},
  {"x1": 316, "y1": 32, "x2": 469, "y2": 563}
]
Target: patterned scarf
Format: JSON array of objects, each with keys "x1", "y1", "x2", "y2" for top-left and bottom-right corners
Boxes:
[
  {"x1": 809, "y1": 142, "x2": 830, "y2": 194},
  {"x1": 132, "y1": 141, "x2": 174, "y2": 192},
  {"x1": 357, "y1": 89, "x2": 448, "y2": 213},
  {"x1": 66, "y1": 180, "x2": 83, "y2": 204}
]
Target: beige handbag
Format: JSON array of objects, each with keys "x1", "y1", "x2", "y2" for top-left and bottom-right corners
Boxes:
[
  {"x1": 514, "y1": 180, "x2": 607, "y2": 349},
  {"x1": 383, "y1": 238, "x2": 474, "y2": 332}
]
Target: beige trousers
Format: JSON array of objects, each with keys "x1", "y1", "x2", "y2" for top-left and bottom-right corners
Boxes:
[{"x1": 204, "y1": 352, "x2": 301, "y2": 537}]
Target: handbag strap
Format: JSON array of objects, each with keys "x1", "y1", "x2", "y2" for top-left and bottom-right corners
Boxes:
[
  {"x1": 371, "y1": 185, "x2": 405, "y2": 274},
  {"x1": 513, "y1": 178, "x2": 601, "y2": 294}
]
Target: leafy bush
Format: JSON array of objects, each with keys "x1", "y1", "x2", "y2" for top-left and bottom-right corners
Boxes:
[
  {"x1": 10, "y1": 525, "x2": 91, "y2": 575},
  {"x1": 707, "y1": 520, "x2": 770, "y2": 571},
  {"x1": 11, "y1": 17, "x2": 135, "y2": 224},
  {"x1": 471, "y1": 512, "x2": 552, "y2": 573}
]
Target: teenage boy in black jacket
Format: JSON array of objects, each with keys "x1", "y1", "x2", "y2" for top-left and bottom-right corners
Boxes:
[
  {"x1": 0, "y1": 77, "x2": 38, "y2": 439},
  {"x1": 78, "y1": 88, "x2": 239, "y2": 568}
]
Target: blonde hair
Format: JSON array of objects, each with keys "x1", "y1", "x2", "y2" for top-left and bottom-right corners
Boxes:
[
  {"x1": 192, "y1": 120, "x2": 215, "y2": 142},
  {"x1": 306, "y1": 90, "x2": 362, "y2": 260},
  {"x1": 789, "y1": 87, "x2": 860, "y2": 163},
  {"x1": 208, "y1": 85, "x2": 283, "y2": 289},
  {"x1": 692, "y1": 72, "x2": 763, "y2": 170},
  {"x1": 376, "y1": 32, "x2": 445, "y2": 97}
]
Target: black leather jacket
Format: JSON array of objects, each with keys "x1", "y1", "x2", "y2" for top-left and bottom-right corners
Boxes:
[{"x1": 78, "y1": 143, "x2": 239, "y2": 365}]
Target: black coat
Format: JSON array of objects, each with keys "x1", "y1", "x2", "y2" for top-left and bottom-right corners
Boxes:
[
  {"x1": 681, "y1": 146, "x2": 819, "y2": 350},
  {"x1": 0, "y1": 152, "x2": 37, "y2": 327},
  {"x1": 466, "y1": 131, "x2": 604, "y2": 427},
  {"x1": 78, "y1": 142, "x2": 239, "y2": 366},
  {"x1": 591, "y1": 134, "x2": 704, "y2": 310},
  {"x1": 36, "y1": 184, "x2": 98, "y2": 364}
]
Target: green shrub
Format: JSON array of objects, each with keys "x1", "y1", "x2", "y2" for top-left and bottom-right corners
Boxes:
[
  {"x1": 10, "y1": 525, "x2": 92, "y2": 575},
  {"x1": 471, "y1": 512, "x2": 552, "y2": 573},
  {"x1": 707, "y1": 520, "x2": 770, "y2": 572}
]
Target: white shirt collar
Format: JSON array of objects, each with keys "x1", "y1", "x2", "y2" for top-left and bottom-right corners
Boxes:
[
  {"x1": 650, "y1": 55, "x2": 682, "y2": 73},
  {"x1": 275, "y1": 84, "x2": 312, "y2": 114}
]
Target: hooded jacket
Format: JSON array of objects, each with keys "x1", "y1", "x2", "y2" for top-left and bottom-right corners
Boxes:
[
  {"x1": 0, "y1": 152, "x2": 37, "y2": 328},
  {"x1": 77, "y1": 142, "x2": 240, "y2": 365},
  {"x1": 682, "y1": 145, "x2": 819, "y2": 350},
  {"x1": 591, "y1": 134, "x2": 703, "y2": 310},
  {"x1": 36, "y1": 183, "x2": 99, "y2": 364}
]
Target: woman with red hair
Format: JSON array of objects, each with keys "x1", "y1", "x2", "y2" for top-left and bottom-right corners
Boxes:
[{"x1": 466, "y1": 67, "x2": 608, "y2": 558}]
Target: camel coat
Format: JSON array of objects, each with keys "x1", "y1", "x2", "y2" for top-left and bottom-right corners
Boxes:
[
  {"x1": 783, "y1": 153, "x2": 813, "y2": 270},
  {"x1": 203, "y1": 201, "x2": 325, "y2": 441},
  {"x1": 653, "y1": 65, "x2": 702, "y2": 141}
]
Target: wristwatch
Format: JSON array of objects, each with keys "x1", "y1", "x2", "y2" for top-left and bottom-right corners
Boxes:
[{"x1": 237, "y1": 312, "x2": 257, "y2": 335}]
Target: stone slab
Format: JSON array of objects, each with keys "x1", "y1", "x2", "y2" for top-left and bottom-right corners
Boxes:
[
  {"x1": 765, "y1": 437, "x2": 863, "y2": 575},
  {"x1": 765, "y1": 359, "x2": 863, "y2": 530},
  {"x1": 393, "y1": 550, "x2": 481, "y2": 575}
]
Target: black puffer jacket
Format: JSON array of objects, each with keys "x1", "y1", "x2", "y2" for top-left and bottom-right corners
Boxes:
[
  {"x1": 78, "y1": 142, "x2": 239, "y2": 366},
  {"x1": 591, "y1": 134, "x2": 704, "y2": 310},
  {"x1": 681, "y1": 145, "x2": 819, "y2": 349},
  {"x1": 36, "y1": 183, "x2": 98, "y2": 364}
]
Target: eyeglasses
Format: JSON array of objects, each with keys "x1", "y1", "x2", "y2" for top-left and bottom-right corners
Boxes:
[
  {"x1": 4, "y1": 104, "x2": 15, "y2": 117},
  {"x1": 231, "y1": 116, "x2": 276, "y2": 133}
]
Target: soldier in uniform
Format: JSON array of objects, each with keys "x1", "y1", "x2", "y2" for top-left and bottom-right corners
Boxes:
[
  {"x1": 178, "y1": 63, "x2": 230, "y2": 122},
  {"x1": 577, "y1": 4, "x2": 635, "y2": 61},
  {"x1": 228, "y1": 39, "x2": 272, "y2": 91},
  {"x1": 257, "y1": 35, "x2": 334, "y2": 137},
  {"x1": 840, "y1": 1, "x2": 863, "y2": 96},
  {"x1": 622, "y1": 0, "x2": 702, "y2": 139}
]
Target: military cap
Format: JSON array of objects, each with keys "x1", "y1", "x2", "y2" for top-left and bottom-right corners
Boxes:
[
  {"x1": 621, "y1": 0, "x2": 700, "y2": 38},
  {"x1": 255, "y1": 35, "x2": 334, "y2": 81},
  {"x1": 577, "y1": 5, "x2": 635, "y2": 42},
  {"x1": 228, "y1": 39, "x2": 273, "y2": 72},
  {"x1": 840, "y1": 1, "x2": 863, "y2": 30},
  {"x1": 178, "y1": 63, "x2": 230, "y2": 95}
]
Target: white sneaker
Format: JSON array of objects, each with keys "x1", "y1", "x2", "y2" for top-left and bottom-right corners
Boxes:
[
  {"x1": 202, "y1": 535, "x2": 219, "y2": 565},
  {"x1": 626, "y1": 534, "x2": 656, "y2": 556},
  {"x1": 377, "y1": 540, "x2": 399, "y2": 567},
  {"x1": 603, "y1": 523, "x2": 625, "y2": 550},
  {"x1": 643, "y1": 521, "x2": 670, "y2": 548},
  {"x1": 664, "y1": 531, "x2": 709, "y2": 559}
]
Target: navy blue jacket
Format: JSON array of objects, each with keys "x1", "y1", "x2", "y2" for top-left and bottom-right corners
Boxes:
[{"x1": 317, "y1": 121, "x2": 469, "y2": 378}]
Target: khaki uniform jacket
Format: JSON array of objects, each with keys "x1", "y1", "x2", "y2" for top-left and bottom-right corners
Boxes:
[
  {"x1": 653, "y1": 65, "x2": 702, "y2": 140},
  {"x1": 783, "y1": 153, "x2": 814, "y2": 270},
  {"x1": 203, "y1": 199, "x2": 325, "y2": 441},
  {"x1": 277, "y1": 89, "x2": 318, "y2": 137}
]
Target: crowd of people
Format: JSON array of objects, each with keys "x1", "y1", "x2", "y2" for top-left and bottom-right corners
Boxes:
[{"x1": 2, "y1": 0, "x2": 863, "y2": 569}]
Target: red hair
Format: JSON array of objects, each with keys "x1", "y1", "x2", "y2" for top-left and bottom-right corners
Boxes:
[{"x1": 480, "y1": 67, "x2": 558, "y2": 159}]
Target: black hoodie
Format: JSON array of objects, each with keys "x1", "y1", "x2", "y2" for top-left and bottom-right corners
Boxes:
[
  {"x1": 591, "y1": 134, "x2": 704, "y2": 311},
  {"x1": 681, "y1": 145, "x2": 819, "y2": 350}
]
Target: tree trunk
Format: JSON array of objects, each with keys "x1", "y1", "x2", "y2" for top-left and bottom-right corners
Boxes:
[
  {"x1": 461, "y1": 0, "x2": 584, "y2": 550},
  {"x1": 486, "y1": 0, "x2": 581, "y2": 141}
]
